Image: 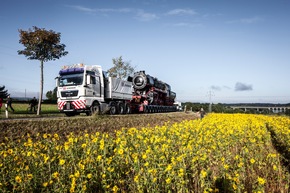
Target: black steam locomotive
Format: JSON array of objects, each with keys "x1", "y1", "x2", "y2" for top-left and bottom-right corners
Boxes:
[{"x1": 130, "y1": 71, "x2": 176, "y2": 113}]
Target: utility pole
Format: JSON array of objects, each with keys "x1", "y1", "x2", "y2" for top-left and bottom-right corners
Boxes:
[{"x1": 207, "y1": 90, "x2": 214, "y2": 113}]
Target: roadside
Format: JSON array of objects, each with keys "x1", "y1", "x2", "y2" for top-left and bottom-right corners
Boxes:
[
  {"x1": 0, "y1": 102, "x2": 61, "y2": 120},
  {"x1": 0, "y1": 112, "x2": 199, "y2": 142}
]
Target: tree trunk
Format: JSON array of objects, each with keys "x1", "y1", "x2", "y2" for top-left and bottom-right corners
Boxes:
[{"x1": 37, "y1": 60, "x2": 44, "y2": 115}]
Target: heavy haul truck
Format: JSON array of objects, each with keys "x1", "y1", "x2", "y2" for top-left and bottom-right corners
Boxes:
[{"x1": 56, "y1": 63, "x2": 176, "y2": 116}]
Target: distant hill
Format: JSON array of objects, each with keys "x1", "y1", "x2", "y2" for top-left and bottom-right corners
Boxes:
[{"x1": 223, "y1": 103, "x2": 290, "y2": 107}]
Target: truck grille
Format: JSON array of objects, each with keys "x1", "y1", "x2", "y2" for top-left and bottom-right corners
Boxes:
[{"x1": 61, "y1": 90, "x2": 78, "y2": 97}]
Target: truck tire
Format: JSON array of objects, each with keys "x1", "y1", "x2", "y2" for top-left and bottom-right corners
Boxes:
[
  {"x1": 117, "y1": 102, "x2": 125, "y2": 114},
  {"x1": 110, "y1": 102, "x2": 117, "y2": 115},
  {"x1": 124, "y1": 103, "x2": 131, "y2": 114},
  {"x1": 87, "y1": 102, "x2": 100, "y2": 116}
]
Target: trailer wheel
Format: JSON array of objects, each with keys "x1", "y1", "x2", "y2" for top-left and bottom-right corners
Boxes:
[
  {"x1": 118, "y1": 102, "x2": 125, "y2": 114},
  {"x1": 110, "y1": 103, "x2": 117, "y2": 115},
  {"x1": 124, "y1": 103, "x2": 131, "y2": 114},
  {"x1": 144, "y1": 105, "x2": 148, "y2": 113}
]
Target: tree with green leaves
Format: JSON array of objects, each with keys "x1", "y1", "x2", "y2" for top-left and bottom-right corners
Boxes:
[
  {"x1": 46, "y1": 87, "x2": 57, "y2": 101},
  {"x1": 107, "y1": 56, "x2": 135, "y2": 80},
  {"x1": 0, "y1": 85, "x2": 9, "y2": 99},
  {"x1": 18, "y1": 26, "x2": 68, "y2": 115}
]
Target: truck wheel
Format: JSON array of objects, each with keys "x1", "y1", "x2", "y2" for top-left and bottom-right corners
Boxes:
[
  {"x1": 110, "y1": 103, "x2": 117, "y2": 115},
  {"x1": 118, "y1": 102, "x2": 125, "y2": 114},
  {"x1": 87, "y1": 102, "x2": 100, "y2": 116}
]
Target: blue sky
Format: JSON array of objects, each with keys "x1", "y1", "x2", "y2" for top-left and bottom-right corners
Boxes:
[{"x1": 1, "y1": 0, "x2": 290, "y2": 103}]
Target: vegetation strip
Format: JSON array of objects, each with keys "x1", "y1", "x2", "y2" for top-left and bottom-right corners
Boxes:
[{"x1": 0, "y1": 113, "x2": 289, "y2": 192}]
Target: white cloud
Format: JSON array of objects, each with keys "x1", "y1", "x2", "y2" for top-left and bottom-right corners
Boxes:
[
  {"x1": 210, "y1": 85, "x2": 231, "y2": 91},
  {"x1": 227, "y1": 16, "x2": 263, "y2": 24},
  {"x1": 68, "y1": 5, "x2": 158, "y2": 22},
  {"x1": 68, "y1": 6, "x2": 133, "y2": 14},
  {"x1": 211, "y1": 85, "x2": 221, "y2": 91},
  {"x1": 167, "y1": 22, "x2": 202, "y2": 28},
  {"x1": 235, "y1": 82, "x2": 253, "y2": 91},
  {"x1": 166, "y1": 8, "x2": 197, "y2": 16},
  {"x1": 240, "y1": 16, "x2": 263, "y2": 24},
  {"x1": 135, "y1": 10, "x2": 159, "y2": 21},
  {"x1": 68, "y1": 5, "x2": 96, "y2": 14}
]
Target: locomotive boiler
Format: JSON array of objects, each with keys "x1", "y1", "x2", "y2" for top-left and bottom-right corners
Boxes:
[{"x1": 130, "y1": 71, "x2": 177, "y2": 113}]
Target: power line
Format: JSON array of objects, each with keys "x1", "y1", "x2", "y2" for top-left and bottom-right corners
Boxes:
[{"x1": 206, "y1": 90, "x2": 215, "y2": 112}]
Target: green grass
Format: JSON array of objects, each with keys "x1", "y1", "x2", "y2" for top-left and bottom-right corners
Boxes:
[{"x1": 0, "y1": 103, "x2": 62, "y2": 119}]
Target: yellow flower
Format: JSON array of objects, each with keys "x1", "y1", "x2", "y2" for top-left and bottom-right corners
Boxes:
[
  {"x1": 238, "y1": 162, "x2": 244, "y2": 168},
  {"x1": 59, "y1": 159, "x2": 65, "y2": 166},
  {"x1": 224, "y1": 164, "x2": 229, "y2": 170},
  {"x1": 74, "y1": 171, "x2": 80, "y2": 178},
  {"x1": 166, "y1": 178, "x2": 171, "y2": 184},
  {"x1": 178, "y1": 168, "x2": 184, "y2": 177},
  {"x1": 87, "y1": 173, "x2": 92, "y2": 179},
  {"x1": 68, "y1": 137, "x2": 74, "y2": 143},
  {"x1": 27, "y1": 173, "x2": 33, "y2": 180},
  {"x1": 52, "y1": 172, "x2": 59, "y2": 179},
  {"x1": 92, "y1": 137, "x2": 98, "y2": 143},
  {"x1": 54, "y1": 133, "x2": 59, "y2": 140},
  {"x1": 142, "y1": 153, "x2": 147, "y2": 159},
  {"x1": 250, "y1": 158, "x2": 255, "y2": 164},
  {"x1": 134, "y1": 175, "x2": 139, "y2": 183},
  {"x1": 112, "y1": 185, "x2": 119, "y2": 193},
  {"x1": 26, "y1": 151, "x2": 32, "y2": 157},
  {"x1": 232, "y1": 183, "x2": 237, "y2": 190},
  {"x1": 15, "y1": 176, "x2": 22, "y2": 183},
  {"x1": 64, "y1": 142, "x2": 70, "y2": 150},
  {"x1": 165, "y1": 164, "x2": 172, "y2": 171},
  {"x1": 78, "y1": 162, "x2": 85, "y2": 170},
  {"x1": 7, "y1": 149, "x2": 13, "y2": 155},
  {"x1": 257, "y1": 177, "x2": 266, "y2": 185},
  {"x1": 43, "y1": 182, "x2": 48, "y2": 187},
  {"x1": 97, "y1": 155, "x2": 102, "y2": 161},
  {"x1": 118, "y1": 148, "x2": 124, "y2": 155},
  {"x1": 107, "y1": 167, "x2": 115, "y2": 172},
  {"x1": 99, "y1": 139, "x2": 105, "y2": 150},
  {"x1": 201, "y1": 170, "x2": 207, "y2": 178}
]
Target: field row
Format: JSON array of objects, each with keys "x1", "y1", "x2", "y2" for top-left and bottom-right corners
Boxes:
[{"x1": 0, "y1": 114, "x2": 290, "y2": 192}]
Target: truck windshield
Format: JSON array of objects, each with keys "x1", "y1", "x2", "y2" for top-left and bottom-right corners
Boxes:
[{"x1": 59, "y1": 73, "x2": 83, "y2": 87}]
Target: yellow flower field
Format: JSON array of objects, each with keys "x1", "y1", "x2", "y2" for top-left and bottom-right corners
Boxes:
[{"x1": 0, "y1": 114, "x2": 290, "y2": 192}]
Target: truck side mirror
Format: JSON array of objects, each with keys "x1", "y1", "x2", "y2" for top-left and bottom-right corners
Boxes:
[{"x1": 55, "y1": 77, "x2": 60, "y2": 87}]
